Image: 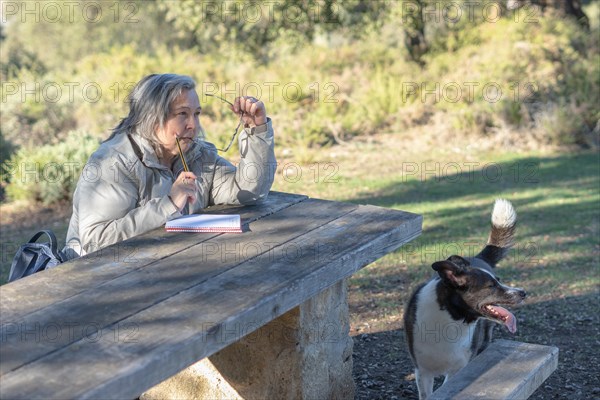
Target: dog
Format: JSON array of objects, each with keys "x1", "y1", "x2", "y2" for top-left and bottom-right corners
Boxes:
[{"x1": 404, "y1": 199, "x2": 526, "y2": 400}]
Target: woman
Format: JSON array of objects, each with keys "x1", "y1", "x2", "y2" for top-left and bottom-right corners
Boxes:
[{"x1": 63, "y1": 74, "x2": 276, "y2": 259}]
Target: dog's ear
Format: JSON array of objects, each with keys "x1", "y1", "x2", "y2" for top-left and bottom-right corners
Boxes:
[
  {"x1": 432, "y1": 259, "x2": 468, "y2": 288},
  {"x1": 447, "y1": 255, "x2": 470, "y2": 268}
]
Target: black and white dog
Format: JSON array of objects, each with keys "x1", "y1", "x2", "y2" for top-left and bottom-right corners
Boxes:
[{"x1": 404, "y1": 199, "x2": 526, "y2": 400}]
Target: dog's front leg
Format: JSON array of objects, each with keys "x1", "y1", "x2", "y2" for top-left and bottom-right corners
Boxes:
[
  {"x1": 443, "y1": 370, "x2": 459, "y2": 385},
  {"x1": 442, "y1": 360, "x2": 468, "y2": 387},
  {"x1": 415, "y1": 368, "x2": 434, "y2": 400}
]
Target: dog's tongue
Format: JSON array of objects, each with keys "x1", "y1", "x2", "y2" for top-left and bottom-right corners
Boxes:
[{"x1": 490, "y1": 305, "x2": 518, "y2": 334}]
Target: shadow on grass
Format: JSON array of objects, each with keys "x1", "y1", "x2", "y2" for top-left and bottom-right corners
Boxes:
[
  {"x1": 346, "y1": 151, "x2": 599, "y2": 297},
  {"x1": 345, "y1": 152, "x2": 599, "y2": 210}
]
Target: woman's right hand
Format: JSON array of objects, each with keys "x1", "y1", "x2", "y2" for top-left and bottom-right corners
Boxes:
[{"x1": 170, "y1": 171, "x2": 198, "y2": 211}]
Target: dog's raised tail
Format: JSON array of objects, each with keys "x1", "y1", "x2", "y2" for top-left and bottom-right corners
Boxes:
[{"x1": 476, "y1": 199, "x2": 517, "y2": 267}]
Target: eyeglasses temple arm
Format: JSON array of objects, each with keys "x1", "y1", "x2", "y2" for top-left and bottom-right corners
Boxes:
[{"x1": 205, "y1": 93, "x2": 235, "y2": 108}]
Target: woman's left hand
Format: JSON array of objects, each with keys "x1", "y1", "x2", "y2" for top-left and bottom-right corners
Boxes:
[{"x1": 232, "y1": 96, "x2": 267, "y2": 127}]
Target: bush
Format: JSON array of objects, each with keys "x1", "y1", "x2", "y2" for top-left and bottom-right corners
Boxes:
[
  {"x1": 0, "y1": 69, "x2": 78, "y2": 147},
  {"x1": 411, "y1": 8, "x2": 599, "y2": 145},
  {"x1": 1, "y1": 0, "x2": 598, "y2": 206},
  {"x1": 2, "y1": 131, "x2": 99, "y2": 204},
  {"x1": 0, "y1": 131, "x2": 15, "y2": 201}
]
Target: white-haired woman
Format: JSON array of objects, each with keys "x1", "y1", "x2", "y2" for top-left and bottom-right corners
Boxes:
[{"x1": 64, "y1": 74, "x2": 276, "y2": 259}]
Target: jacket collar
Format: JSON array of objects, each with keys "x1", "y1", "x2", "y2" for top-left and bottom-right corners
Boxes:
[
  {"x1": 128, "y1": 134, "x2": 169, "y2": 170},
  {"x1": 128, "y1": 134, "x2": 203, "y2": 173}
]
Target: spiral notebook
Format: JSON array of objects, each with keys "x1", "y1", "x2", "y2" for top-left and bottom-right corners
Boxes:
[{"x1": 165, "y1": 214, "x2": 242, "y2": 233}]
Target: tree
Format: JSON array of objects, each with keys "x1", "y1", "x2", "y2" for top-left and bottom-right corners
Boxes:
[
  {"x1": 401, "y1": 0, "x2": 428, "y2": 66},
  {"x1": 506, "y1": 0, "x2": 590, "y2": 28},
  {"x1": 1, "y1": 1, "x2": 175, "y2": 71},
  {"x1": 156, "y1": 0, "x2": 391, "y2": 61}
]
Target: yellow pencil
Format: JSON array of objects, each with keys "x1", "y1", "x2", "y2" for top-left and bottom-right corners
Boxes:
[{"x1": 175, "y1": 138, "x2": 190, "y2": 172}]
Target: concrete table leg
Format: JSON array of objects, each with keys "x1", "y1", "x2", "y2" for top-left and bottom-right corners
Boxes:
[{"x1": 141, "y1": 280, "x2": 355, "y2": 399}]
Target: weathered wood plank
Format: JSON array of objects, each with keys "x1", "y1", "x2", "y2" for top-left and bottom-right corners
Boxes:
[
  {"x1": 0, "y1": 191, "x2": 307, "y2": 320},
  {"x1": 0, "y1": 205, "x2": 422, "y2": 399},
  {"x1": 0, "y1": 198, "x2": 356, "y2": 376},
  {"x1": 430, "y1": 339, "x2": 559, "y2": 400}
]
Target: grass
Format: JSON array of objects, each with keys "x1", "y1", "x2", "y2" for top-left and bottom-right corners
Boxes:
[
  {"x1": 1, "y1": 136, "x2": 599, "y2": 321},
  {"x1": 271, "y1": 136, "x2": 600, "y2": 332}
]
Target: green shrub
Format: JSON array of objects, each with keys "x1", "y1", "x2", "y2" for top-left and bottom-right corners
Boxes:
[
  {"x1": 0, "y1": 130, "x2": 15, "y2": 201},
  {"x1": 534, "y1": 101, "x2": 591, "y2": 147},
  {"x1": 2, "y1": 0, "x2": 598, "y2": 182},
  {"x1": 0, "y1": 70, "x2": 78, "y2": 148},
  {"x1": 3, "y1": 131, "x2": 99, "y2": 204}
]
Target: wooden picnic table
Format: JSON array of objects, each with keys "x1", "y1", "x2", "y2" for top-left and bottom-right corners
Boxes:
[{"x1": 0, "y1": 192, "x2": 422, "y2": 399}]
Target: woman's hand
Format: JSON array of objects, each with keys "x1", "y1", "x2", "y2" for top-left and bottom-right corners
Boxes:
[
  {"x1": 232, "y1": 96, "x2": 267, "y2": 127},
  {"x1": 170, "y1": 171, "x2": 197, "y2": 211}
]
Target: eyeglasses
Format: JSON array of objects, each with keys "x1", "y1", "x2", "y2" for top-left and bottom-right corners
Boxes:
[{"x1": 205, "y1": 94, "x2": 244, "y2": 153}]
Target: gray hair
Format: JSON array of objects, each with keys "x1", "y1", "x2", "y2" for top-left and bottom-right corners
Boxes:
[{"x1": 111, "y1": 74, "x2": 197, "y2": 157}]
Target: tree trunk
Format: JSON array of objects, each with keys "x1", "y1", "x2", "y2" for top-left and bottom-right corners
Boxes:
[{"x1": 402, "y1": 0, "x2": 428, "y2": 66}]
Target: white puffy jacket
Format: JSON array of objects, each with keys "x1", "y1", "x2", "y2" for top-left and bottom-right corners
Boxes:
[{"x1": 64, "y1": 120, "x2": 275, "y2": 259}]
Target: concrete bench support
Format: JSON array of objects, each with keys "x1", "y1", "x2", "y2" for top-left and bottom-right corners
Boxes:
[
  {"x1": 141, "y1": 280, "x2": 355, "y2": 400},
  {"x1": 431, "y1": 339, "x2": 559, "y2": 400}
]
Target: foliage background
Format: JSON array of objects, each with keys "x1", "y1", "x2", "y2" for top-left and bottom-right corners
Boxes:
[{"x1": 1, "y1": 0, "x2": 598, "y2": 203}]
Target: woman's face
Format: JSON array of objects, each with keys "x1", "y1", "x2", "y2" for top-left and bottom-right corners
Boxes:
[{"x1": 156, "y1": 89, "x2": 202, "y2": 160}]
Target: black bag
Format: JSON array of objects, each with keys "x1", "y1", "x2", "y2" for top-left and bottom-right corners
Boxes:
[{"x1": 8, "y1": 230, "x2": 65, "y2": 283}]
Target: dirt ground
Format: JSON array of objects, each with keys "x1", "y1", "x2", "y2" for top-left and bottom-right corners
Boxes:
[{"x1": 349, "y1": 290, "x2": 600, "y2": 399}]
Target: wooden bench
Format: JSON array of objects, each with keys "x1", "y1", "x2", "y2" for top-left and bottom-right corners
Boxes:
[
  {"x1": 431, "y1": 339, "x2": 559, "y2": 400},
  {"x1": 0, "y1": 191, "x2": 422, "y2": 399}
]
